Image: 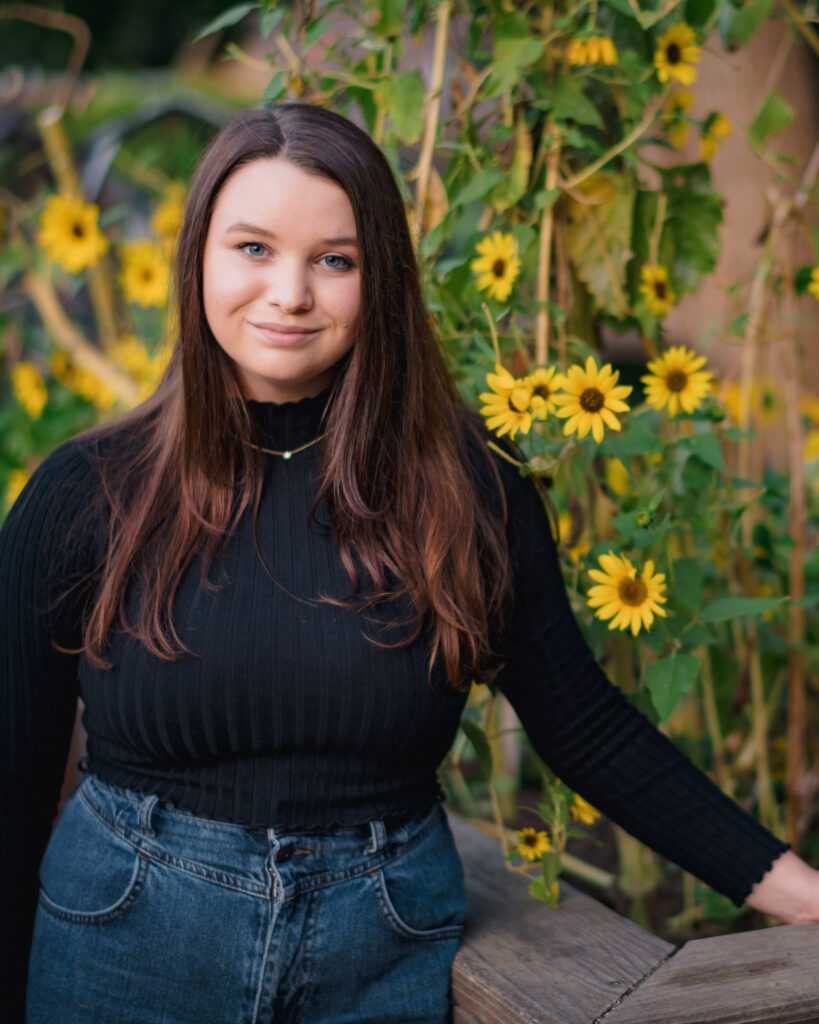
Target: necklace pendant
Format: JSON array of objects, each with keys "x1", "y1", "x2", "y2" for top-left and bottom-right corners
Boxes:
[{"x1": 283, "y1": 450, "x2": 292, "y2": 460}]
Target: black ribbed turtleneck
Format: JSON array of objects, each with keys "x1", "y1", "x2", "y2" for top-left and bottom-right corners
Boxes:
[
  {"x1": 0, "y1": 390, "x2": 788, "y2": 1013},
  {"x1": 248, "y1": 386, "x2": 333, "y2": 452}
]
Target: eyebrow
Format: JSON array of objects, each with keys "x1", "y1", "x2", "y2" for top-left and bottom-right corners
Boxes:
[{"x1": 224, "y1": 222, "x2": 359, "y2": 247}]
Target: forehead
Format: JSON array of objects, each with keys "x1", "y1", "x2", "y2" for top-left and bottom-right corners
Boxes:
[{"x1": 210, "y1": 157, "x2": 357, "y2": 239}]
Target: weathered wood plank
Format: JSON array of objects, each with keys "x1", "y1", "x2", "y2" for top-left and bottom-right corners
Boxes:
[
  {"x1": 603, "y1": 922, "x2": 819, "y2": 1024},
  {"x1": 449, "y1": 812, "x2": 675, "y2": 1024}
]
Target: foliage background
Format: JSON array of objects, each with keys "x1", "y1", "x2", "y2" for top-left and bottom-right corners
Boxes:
[{"x1": 2, "y1": 0, "x2": 819, "y2": 937}]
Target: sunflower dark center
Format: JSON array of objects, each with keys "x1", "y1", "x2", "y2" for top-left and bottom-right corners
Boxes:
[
  {"x1": 654, "y1": 281, "x2": 667, "y2": 299},
  {"x1": 580, "y1": 387, "x2": 604, "y2": 413},
  {"x1": 533, "y1": 384, "x2": 551, "y2": 400},
  {"x1": 509, "y1": 385, "x2": 532, "y2": 413},
  {"x1": 141, "y1": 269, "x2": 153, "y2": 282},
  {"x1": 492, "y1": 259, "x2": 507, "y2": 278},
  {"x1": 665, "y1": 370, "x2": 688, "y2": 392},
  {"x1": 521, "y1": 834, "x2": 538, "y2": 847},
  {"x1": 666, "y1": 42, "x2": 681, "y2": 63},
  {"x1": 71, "y1": 222, "x2": 86, "y2": 238},
  {"x1": 618, "y1": 576, "x2": 647, "y2": 606}
]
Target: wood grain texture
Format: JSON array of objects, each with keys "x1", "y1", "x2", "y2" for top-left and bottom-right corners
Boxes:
[
  {"x1": 448, "y1": 812, "x2": 675, "y2": 1024},
  {"x1": 602, "y1": 922, "x2": 819, "y2": 1024}
]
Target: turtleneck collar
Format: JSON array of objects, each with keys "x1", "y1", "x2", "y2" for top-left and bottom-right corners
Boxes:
[{"x1": 246, "y1": 387, "x2": 333, "y2": 452}]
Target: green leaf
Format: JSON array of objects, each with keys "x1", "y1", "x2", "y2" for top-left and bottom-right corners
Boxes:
[
  {"x1": 374, "y1": 0, "x2": 405, "y2": 37},
  {"x1": 794, "y1": 265, "x2": 817, "y2": 296},
  {"x1": 194, "y1": 3, "x2": 256, "y2": 41},
  {"x1": 661, "y1": 164, "x2": 724, "y2": 294},
  {"x1": 749, "y1": 90, "x2": 794, "y2": 153},
  {"x1": 681, "y1": 624, "x2": 715, "y2": 646},
  {"x1": 679, "y1": 432, "x2": 726, "y2": 473},
  {"x1": 452, "y1": 168, "x2": 506, "y2": 208},
  {"x1": 489, "y1": 17, "x2": 545, "y2": 95},
  {"x1": 261, "y1": 71, "x2": 286, "y2": 105},
  {"x1": 383, "y1": 73, "x2": 426, "y2": 143},
  {"x1": 700, "y1": 596, "x2": 787, "y2": 622},
  {"x1": 533, "y1": 187, "x2": 560, "y2": 210},
  {"x1": 719, "y1": 0, "x2": 773, "y2": 48},
  {"x1": 645, "y1": 654, "x2": 701, "y2": 722},
  {"x1": 600, "y1": 0, "x2": 640, "y2": 17},
  {"x1": 685, "y1": 0, "x2": 717, "y2": 28},
  {"x1": 565, "y1": 172, "x2": 634, "y2": 317},
  {"x1": 259, "y1": 7, "x2": 284, "y2": 37},
  {"x1": 460, "y1": 719, "x2": 493, "y2": 781},
  {"x1": 673, "y1": 558, "x2": 704, "y2": 612},
  {"x1": 601, "y1": 410, "x2": 657, "y2": 457},
  {"x1": 547, "y1": 75, "x2": 603, "y2": 128}
]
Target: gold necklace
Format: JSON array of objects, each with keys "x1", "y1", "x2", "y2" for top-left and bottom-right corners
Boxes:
[{"x1": 245, "y1": 432, "x2": 328, "y2": 461}]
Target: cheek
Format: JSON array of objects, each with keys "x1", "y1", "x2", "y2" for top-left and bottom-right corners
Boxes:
[
  {"x1": 329, "y1": 278, "x2": 361, "y2": 326},
  {"x1": 203, "y1": 255, "x2": 261, "y2": 324}
]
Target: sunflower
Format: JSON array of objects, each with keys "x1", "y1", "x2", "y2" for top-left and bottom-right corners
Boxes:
[
  {"x1": 801, "y1": 394, "x2": 819, "y2": 422},
  {"x1": 557, "y1": 511, "x2": 590, "y2": 563},
  {"x1": 120, "y1": 240, "x2": 171, "y2": 307},
  {"x1": 587, "y1": 552, "x2": 668, "y2": 636},
  {"x1": 571, "y1": 795, "x2": 600, "y2": 825},
  {"x1": 479, "y1": 363, "x2": 534, "y2": 438},
  {"x1": 804, "y1": 430, "x2": 819, "y2": 464},
  {"x1": 720, "y1": 378, "x2": 782, "y2": 426},
  {"x1": 515, "y1": 828, "x2": 551, "y2": 862},
  {"x1": 470, "y1": 232, "x2": 522, "y2": 302},
  {"x1": 50, "y1": 350, "x2": 116, "y2": 411},
  {"x1": 654, "y1": 23, "x2": 701, "y2": 86},
  {"x1": 38, "y1": 194, "x2": 109, "y2": 274},
  {"x1": 663, "y1": 89, "x2": 694, "y2": 149},
  {"x1": 808, "y1": 268, "x2": 819, "y2": 301},
  {"x1": 151, "y1": 181, "x2": 186, "y2": 241},
  {"x1": 639, "y1": 264, "x2": 676, "y2": 317},
  {"x1": 605, "y1": 457, "x2": 632, "y2": 497},
  {"x1": 11, "y1": 362, "x2": 47, "y2": 419},
  {"x1": 525, "y1": 366, "x2": 566, "y2": 420},
  {"x1": 567, "y1": 35, "x2": 618, "y2": 66},
  {"x1": 700, "y1": 112, "x2": 732, "y2": 162},
  {"x1": 552, "y1": 357, "x2": 632, "y2": 443},
  {"x1": 641, "y1": 345, "x2": 713, "y2": 416}
]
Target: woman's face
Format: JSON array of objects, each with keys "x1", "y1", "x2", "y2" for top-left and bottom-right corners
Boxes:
[{"x1": 202, "y1": 157, "x2": 361, "y2": 403}]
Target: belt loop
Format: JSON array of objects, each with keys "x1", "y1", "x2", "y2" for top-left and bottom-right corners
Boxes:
[
  {"x1": 138, "y1": 793, "x2": 159, "y2": 837},
  {"x1": 365, "y1": 819, "x2": 387, "y2": 855}
]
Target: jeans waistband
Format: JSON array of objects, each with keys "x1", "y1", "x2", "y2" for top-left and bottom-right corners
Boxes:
[{"x1": 76, "y1": 773, "x2": 446, "y2": 898}]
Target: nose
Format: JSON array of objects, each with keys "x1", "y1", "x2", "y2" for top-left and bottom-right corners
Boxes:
[{"x1": 265, "y1": 258, "x2": 313, "y2": 313}]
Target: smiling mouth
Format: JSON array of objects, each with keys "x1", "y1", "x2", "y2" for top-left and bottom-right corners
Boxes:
[{"x1": 250, "y1": 323, "x2": 321, "y2": 344}]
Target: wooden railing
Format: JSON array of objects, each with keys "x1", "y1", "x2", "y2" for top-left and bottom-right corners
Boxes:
[{"x1": 449, "y1": 813, "x2": 819, "y2": 1024}]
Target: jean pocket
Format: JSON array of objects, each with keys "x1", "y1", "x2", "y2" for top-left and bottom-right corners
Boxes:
[
  {"x1": 371, "y1": 809, "x2": 467, "y2": 941},
  {"x1": 37, "y1": 785, "x2": 148, "y2": 924}
]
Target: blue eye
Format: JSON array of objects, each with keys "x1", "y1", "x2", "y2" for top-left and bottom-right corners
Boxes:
[
  {"x1": 238, "y1": 242, "x2": 267, "y2": 257},
  {"x1": 321, "y1": 253, "x2": 354, "y2": 270}
]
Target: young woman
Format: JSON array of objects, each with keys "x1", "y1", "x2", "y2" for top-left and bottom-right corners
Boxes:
[{"x1": 2, "y1": 103, "x2": 818, "y2": 1024}]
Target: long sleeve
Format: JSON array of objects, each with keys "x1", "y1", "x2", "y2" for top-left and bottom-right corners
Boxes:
[
  {"x1": 492, "y1": 456, "x2": 788, "y2": 906},
  {"x1": 0, "y1": 442, "x2": 97, "y2": 1019}
]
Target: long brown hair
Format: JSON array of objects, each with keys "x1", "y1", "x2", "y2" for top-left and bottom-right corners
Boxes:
[{"x1": 83, "y1": 104, "x2": 512, "y2": 690}]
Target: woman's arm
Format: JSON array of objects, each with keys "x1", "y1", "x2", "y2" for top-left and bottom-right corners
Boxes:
[
  {"x1": 0, "y1": 442, "x2": 94, "y2": 1019},
  {"x1": 488, "y1": 450, "x2": 792, "y2": 910},
  {"x1": 746, "y1": 851, "x2": 819, "y2": 923}
]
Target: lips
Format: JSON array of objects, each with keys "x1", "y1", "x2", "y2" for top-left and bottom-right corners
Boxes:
[{"x1": 250, "y1": 322, "x2": 321, "y2": 345}]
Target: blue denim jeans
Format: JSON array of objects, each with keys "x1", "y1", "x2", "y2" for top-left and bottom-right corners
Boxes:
[{"x1": 26, "y1": 774, "x2": 467, "y2": 1024}]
